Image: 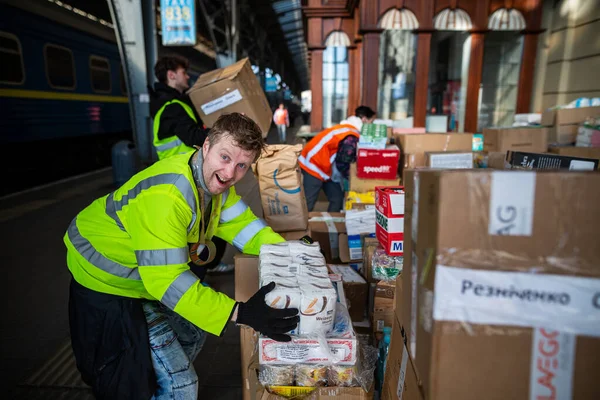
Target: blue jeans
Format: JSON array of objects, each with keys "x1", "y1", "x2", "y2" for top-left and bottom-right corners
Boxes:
[
  {"x1": 143, "y1": 301, "x2": 207, "y2": 399},
  {"x1": 276, "y1": 124, "x2": 287, "y2": 142}
]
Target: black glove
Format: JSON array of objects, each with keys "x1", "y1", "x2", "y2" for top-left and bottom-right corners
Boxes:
[{"x1": 236, "y1": 282, "x2": 299, "y2": 342}]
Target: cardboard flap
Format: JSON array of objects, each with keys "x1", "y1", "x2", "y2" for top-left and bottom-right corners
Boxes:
[
  {"x1": 192, "y1": 57, "x2": 248, "y2": 87},
  {"x1": 389, "y1": 194, "x2": 406, "y2": 215}
]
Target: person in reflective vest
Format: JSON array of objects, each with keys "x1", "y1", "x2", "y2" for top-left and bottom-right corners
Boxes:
[
  {"x1": 149, "y1": 56, "x2": 209, "y2": 160},
  {"x1": 298, "y1": 106, "x2": 376, "y2": 212},
  {"x1": 65, "y1": 113, "x2": 299, "y2": 399}
]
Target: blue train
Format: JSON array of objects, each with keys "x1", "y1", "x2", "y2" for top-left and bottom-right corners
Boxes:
[{"x1": 0, "y1": 1, "x2": 211, "y2": 196}]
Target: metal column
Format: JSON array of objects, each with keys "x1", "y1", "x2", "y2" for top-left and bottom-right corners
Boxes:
[{"x1": 107, "y1": 0, "x2": 154, "y2": 164}]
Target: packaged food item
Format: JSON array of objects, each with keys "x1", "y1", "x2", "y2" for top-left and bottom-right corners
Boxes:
[
  {"x1": 260, "y1": 243, "x2": 292, "y2": 256},
  {"x1": 329, "y1": 365, "x2": 356, "y2": 387},
  {"x1": 371, "y1": 248, "x2": 402, "y2": 281},
  {"x1": 299, "y1": 282, "x2": 337, "y2": 335},
  {"x1": 259, "y1": 364, "x2": 295, "y2": 386},
  {"x1": 295, "y1": 364, "x2": 328, "y2": 387},
  {"x1": 298, "y1": 265, "x2": 329, "y2": 278}
]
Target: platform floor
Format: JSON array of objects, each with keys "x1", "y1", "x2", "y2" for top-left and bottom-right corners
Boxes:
[{"x1": 2, "y1": 121, "x2": 310, "y2": 399}]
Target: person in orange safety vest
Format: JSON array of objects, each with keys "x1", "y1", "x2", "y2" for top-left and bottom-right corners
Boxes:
[{"x1": 298, "y1": 106, "x2": 375, "y2": 212}]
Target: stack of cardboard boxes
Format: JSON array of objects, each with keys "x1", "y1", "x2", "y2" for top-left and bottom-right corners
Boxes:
[{"x1": 382, "y1": 169, "x2": 600, "y2": 400}]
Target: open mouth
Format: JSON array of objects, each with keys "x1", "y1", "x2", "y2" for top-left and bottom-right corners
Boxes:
[{"x1": 215, "y1": 173, "x2": 231, "y2": 186}]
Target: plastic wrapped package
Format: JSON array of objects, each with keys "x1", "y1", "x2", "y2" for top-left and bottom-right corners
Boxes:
[
  {"x1": 299, "y1": 282, "x2": 337, "y2": 335},
  {"x1": 295, "y1": 364, "x2": 328, "y2": 387},
  {"x1": 371, "y1": 248, "x2": 402, "y2": 281},
  {"x1": 298, "y1": 265, "x2": 329, "y2": 278},
  {"x1": 259, "y1": 364, "x2": 295, "y2": 387},
  {"x1": 261, "y1": 243, "x2": 292, "y2": 256},
  {"x1": 328, "y1": 365, "x2": 355, "y2": 387}
]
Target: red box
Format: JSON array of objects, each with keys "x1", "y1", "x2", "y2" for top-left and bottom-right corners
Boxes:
[
  {"x1": 375, "y1": 186, "x2": 405, "y2": 256},
  {"x1": 356, "y1": 145, "x2": 400, "y2": 180}
]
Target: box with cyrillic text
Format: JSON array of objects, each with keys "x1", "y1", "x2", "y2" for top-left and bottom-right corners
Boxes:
[
  {"x1": 375, "y1": 186, "x2": 406, "y2": 256},
  {"x1": 405, "y1": 169, "x2": 600, "y2": 400}
]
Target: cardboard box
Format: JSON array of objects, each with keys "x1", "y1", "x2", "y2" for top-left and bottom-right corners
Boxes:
[
  {"x1": 188, "y1": 58, "x2": 272, "y2": 136},
  {"x1": 507, "y1": 151, "x2": 599, "y2": 171},
  {"x1": 362, "y1": 237, "x2": 381, "y2": 283},
  {"x1": 375, "y1": 187, "x2": 406, "y2": 256},
  {"x1": 356, "y1": 145, "x2": 401, "y2": 180},
  {"x1": 548, "y1": 145, "x2": 600, "y2": 164},
  {"x1": 349, "y1": 163, "x2": 401, "y2": 193},
  {"x1": 258, "y1": 334, "x2": 358, "y2": 366},
  {"x1": 280, "y1": 229, "x2": 310, "y2": 241},
  {"x1": 408, "y1": 169, "x2": 600, "y2": 400},
  {"x1": 541, "y1": 106, "x2": 600, "y2": 126},
  {"x1": 372, "y1": 308, "x2": 394, "y2": 333},
  {"x1": 308, "y1": 212, "x2": 346, "y2": 263},
  {"x1": 328, "y1": 265, "x2": 368, "y2": 322},
  {"x1": 541, "y1": 106, "x2": 600, "y2": 144},
  {"x1": 254, "y1": 144, "x2": 308, "y2": 232},
  {"x1": 396, "y1": 133, "x2": 474, "y2": 155},
  {"x1": 425, "y1": 151, "x2": 474, "y2": 169},
  {"x1": 482, "y1": 127, "x2": 548, "y2": 153},
  {"x1": 381, "y1": 315, "x2": 424, "y2": 400}
]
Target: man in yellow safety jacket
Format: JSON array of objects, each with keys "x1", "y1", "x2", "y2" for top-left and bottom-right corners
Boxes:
[
  {"x1": 65, "y1": 113, "x2": 299, "y2": 399},
  {"x1": 150, "y1": 55, "x2": 235, "y2": 275},
  {"x1": 149, "y1": 56, "x2": 208, "y2": 160}
]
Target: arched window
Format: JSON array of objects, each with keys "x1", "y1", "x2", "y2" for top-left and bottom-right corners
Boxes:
[
  {"x1": 378, "y1": 8, "x2": 418, "y2": 121},
  {"x1": 478, "y1": 8, "x2": 527, "y2": 130},
  {"x1": 428, "y1": 8, "x2": 472, "y2": 132},
  {"x1": 322, "y1": 31, "x2": 350, "y2": 127}
]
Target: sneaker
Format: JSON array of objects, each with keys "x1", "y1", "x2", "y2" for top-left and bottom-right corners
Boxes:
[{"x1": 206, "y1": 262, "x2": 235, "y2": 274}]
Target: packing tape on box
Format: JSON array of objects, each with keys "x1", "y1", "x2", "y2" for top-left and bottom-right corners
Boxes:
[{"x1": 323, "y1": 212, "x2": 339, "y2": 260}]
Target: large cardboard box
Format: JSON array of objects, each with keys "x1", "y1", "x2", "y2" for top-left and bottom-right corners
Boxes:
[
  {"x1": 541, "y1": 106, "x2": 600, "y2": 144},
  {"x1": 356, "y1": 145, "x2": 401, "y2": 180},
  {"x1": 482, "y1": 127, "x2": 548, "y2": 153},
  {"x1": 548, "y1": 145, "x2": 600, "y2": 164},
  {"x1": 308, "y1": 212, "x2": 346, "y2": 263},
  {"x1": 349, "y1": 163, "x2": 400, "y2": 193},
  {"x1": 381, "y1": 314, "x2": 423, "y2": 400},
  {"x1": 188, "y1": 58, "x2": 272, "y2": 136},
  {"x1": 328, "y1": 265, "x2": 368, "y2": 322},
  {"x1": 254, "y1": 144, "x2": 308, "y2": 232},
  {"x1": 408, "y1": 169, "x2": 600, "y2": 400},
  {"x1": 542, "y1": 107, "x2": 600, "y2": 144},
  {"x1": 396, "y1": 133, "x2": 474, "y2": 154}
]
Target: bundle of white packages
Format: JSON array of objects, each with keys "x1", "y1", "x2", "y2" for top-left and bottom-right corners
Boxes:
[{"x1": 258, "y1": 241, "x2": 337, "y2": 336}]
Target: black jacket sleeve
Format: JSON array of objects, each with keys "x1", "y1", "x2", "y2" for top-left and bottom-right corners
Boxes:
[{"x1": 157, "y1": 102, "x2": 210, "y2": 147}]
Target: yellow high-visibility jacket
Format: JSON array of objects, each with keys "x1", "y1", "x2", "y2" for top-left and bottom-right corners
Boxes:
[
  {"x1": 64, "y1": 151, "x2": 284, "y2": 336},
  {"x1": 153, "y1": 100, "x2": 197, "y2": 159}
]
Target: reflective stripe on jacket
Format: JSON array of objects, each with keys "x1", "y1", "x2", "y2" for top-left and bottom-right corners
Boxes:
[
  {"x1": 298, "y1": 124, "x2": 360, "y2": 181},
  {"x1": 153, "y1": 100, "x2": 197, "y2": 160},
  {"x1": 64, "y1": 151, "x2": 284, "y2": 336}
]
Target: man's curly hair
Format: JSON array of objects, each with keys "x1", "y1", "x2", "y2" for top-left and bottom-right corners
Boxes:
[{"x1": 207, "y1": 113, "x2": 266, "y2": 161}]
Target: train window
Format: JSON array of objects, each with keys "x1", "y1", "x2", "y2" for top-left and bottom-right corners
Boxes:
[
  {"x1": 120, "y1": 64, "x2": 127, "y2": 94},
  {"x1": 0, "y1": 32, "x2": 25, "y2": 85},
  {"x1": 44, "y1": 44, "x2": 76, "y2": 89},
  {"x1": 90, "y1": 56, "x2": 111, "y2": 93}
]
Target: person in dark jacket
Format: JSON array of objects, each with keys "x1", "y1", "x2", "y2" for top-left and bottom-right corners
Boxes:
[
  {"x1": 150, "y1": 56, "x2": 234, "y2": 274},
  {"x1": 149, "y1": 56, "x2": 209, "y2": 160}
]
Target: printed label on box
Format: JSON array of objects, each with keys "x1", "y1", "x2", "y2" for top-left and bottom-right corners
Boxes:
[
  {"x1": 488, "y1": 172, "x2": 536, "y2": 236},
  {"x1": 433, "y1": 265, "x2": 600, "y2": 337},
  {"x1": 201, "y1": 89, "x2": 243, "y2": 115},
  {"x1": 529, "y1": 328, "x2": 575, "y2": 400},
  {"x1": 396, "y1": 343, "x2": 409, "y2": 399}
]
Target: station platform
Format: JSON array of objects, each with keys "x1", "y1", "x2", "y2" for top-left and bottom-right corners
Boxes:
[{"x1": 2, "y1": 121, "x2": 309, "y2": 399}]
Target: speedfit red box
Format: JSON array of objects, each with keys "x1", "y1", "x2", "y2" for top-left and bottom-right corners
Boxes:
[
  {"x1": 356, "y1": 145, "x2": 400, "y2": 180},
  {"x1": 375, "y1": 186, "x2": 405, "y2": 256}
]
